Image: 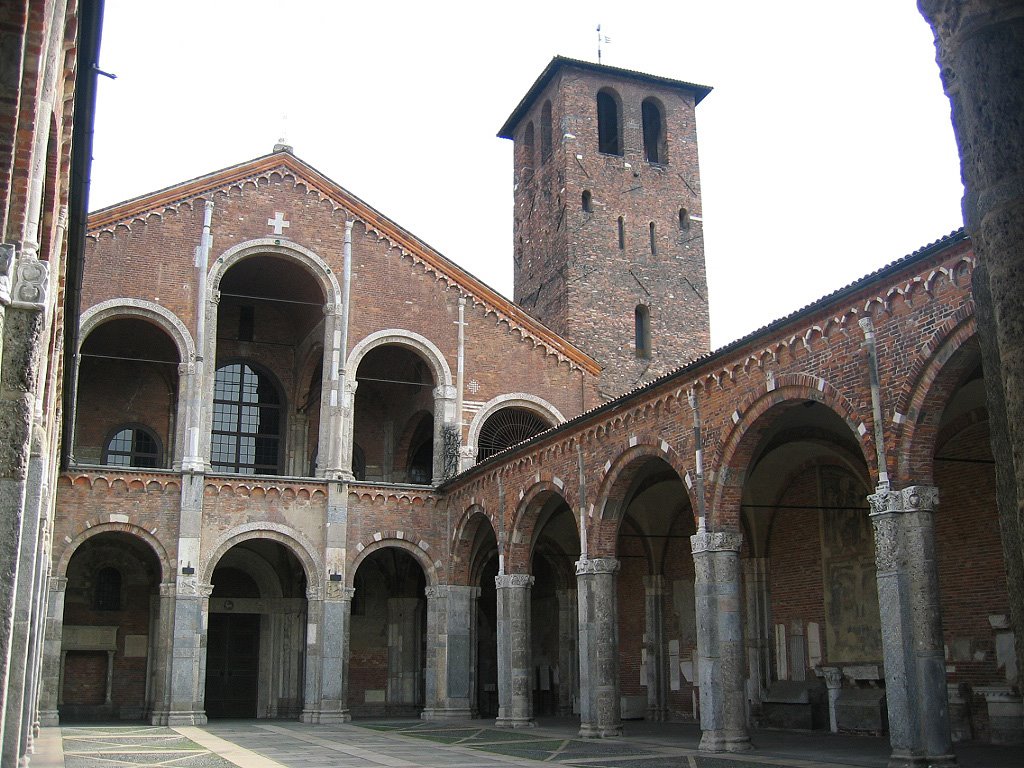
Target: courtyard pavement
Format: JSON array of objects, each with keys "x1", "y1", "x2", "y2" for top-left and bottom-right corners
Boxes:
[{"x1": 30, "y1": 718, "x2": 1022, "y2": 768}]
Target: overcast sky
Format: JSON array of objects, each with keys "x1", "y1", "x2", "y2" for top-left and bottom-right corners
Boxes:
[{"x1": 90, "y1": 1, "x2": 964, "y2": 348}]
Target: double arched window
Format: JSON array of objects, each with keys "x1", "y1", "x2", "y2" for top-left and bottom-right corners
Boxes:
[{"x1": 211, "y1": 362, "x2": 283, "y2": 475}]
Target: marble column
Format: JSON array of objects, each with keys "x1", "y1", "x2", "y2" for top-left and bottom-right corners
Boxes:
[
  {"x1": 644, "y1": 575, "x2": 668, "y2": 721},
  {"x1": 423, "y1": 585, "x2": 478, "y2": 719},
  {"x1": 303, "y1": 584, "x2": 352, "y2": 723},
  {"x1": 868, "y1": 485, "x2": 956, "y2": 767},
  {"x1": 161, "y1": 581, "x2": 211, "y2": 725},
  {"x1": 36, "y1": 576, "x2": 66, "y2": 726},
  {"x1": 147, "y1": 583, "x2": 176, "y2": 724},
  {"x1": 743, "y1": 557, "x2": 771, "y2": 717},
  {"x1": 556, "y1": 588, "x2": 578, "y2": 716},
  {"x1": 495, "y1": 574, "x2": 534, "y2": 727},
  {"x1": 691, "y1": 531, "x2": 750, "y2": 753},
  {"x1": 388, "y1": 597, "x2": 423, "y2": 707},
  {"x1": 576, "y1": 557, "x2": 621, "y2": 738}
]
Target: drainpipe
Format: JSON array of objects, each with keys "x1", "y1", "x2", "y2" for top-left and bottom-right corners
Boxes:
[
  {"x1": 858, "y1": 317, "x2": 889, "y2": 490},
  {"x1": 688, "y1": 388, "x2": 707, "y2": 533},
  {"x1": 333, "y1": 220, "x2": 353, "y2": 476}
]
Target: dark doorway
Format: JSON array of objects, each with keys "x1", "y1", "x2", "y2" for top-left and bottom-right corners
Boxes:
[{"x1": 205, "y1": 612, "x2": 260, "y2": 718}]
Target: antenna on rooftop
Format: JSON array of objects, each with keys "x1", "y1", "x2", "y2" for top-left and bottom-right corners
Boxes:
[{"x1": 597, "y1": 24, "x2": 611, "y2": 64}]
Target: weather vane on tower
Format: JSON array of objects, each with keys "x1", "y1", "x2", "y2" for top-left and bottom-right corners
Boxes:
[{"x1": 596, "y1": 24, "x2": 611, "y2": 64}]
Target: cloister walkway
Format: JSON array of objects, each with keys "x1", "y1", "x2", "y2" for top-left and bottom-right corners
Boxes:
[{"x1": 33, "y1": 719, "x2": 1020, "y2": 768}]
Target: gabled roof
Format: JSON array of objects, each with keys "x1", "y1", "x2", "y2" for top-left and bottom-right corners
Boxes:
[
  {"x1": 498, "y1": 55, "x2": 713, "y2": 140},
  {"x1": 87, "y1": 149, "x2": 601, "y2": 375}
]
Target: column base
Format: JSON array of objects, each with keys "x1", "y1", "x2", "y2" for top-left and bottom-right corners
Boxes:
[
  {"x1": 578, "y1": 723, "x2": 623, "y2": 738},
  {"x1": 887, "y1": 751, "x2": 958, "y2": 768},
  {"x1": 495, "y1": 716, "x2": 535, "y2": 728},
  {"x1": 36, "y1": 711, "x2": 59, "y2": 727},
  {"x1": 698, "y1": 729, "x2": 752, "y2": 753},
  {"x1": 646, "y1": 706, "x2": 669, "y2": 722},
  {"x1": 301, "y1": 708, "x2": 352, "y2": 724},
  {"x1": 421, "y1": 708, "x2": 473, "y2": 720},
  {"x1": 160, "y1": 711, "x2": 208, "y2": 726}
]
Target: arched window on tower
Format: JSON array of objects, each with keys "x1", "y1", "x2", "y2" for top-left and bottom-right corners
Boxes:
[
  {"x1": 635, "y1": 305, "x2": 651, "y2": 358},
  {"x1": 541, "y1": 100, "x2": 553, "y2": 163},
  {"x1": 642, "y1": 97, "x2": 667, "y2": 164},
  {"x1": 582, "y1": 190, "x2": 593, "y2": 213},
  {"x1": 597, "y1": 89, "x2": 622, "y2": 156},
  {"x1": 649, "y1": 222, "x2": 657, "y2": 256},
  {"x1": 523, "y1": 121, "x2": 536, "y2": 179},
  {"x1": 679, "y1": 207, "x2": 690, "y2": 230},
  {"x1": 211, "y1": 362, "x2": 284, "y2": 475},
  {"x1": 618, "y1": 216, "x2": 625, "y2": 250}
]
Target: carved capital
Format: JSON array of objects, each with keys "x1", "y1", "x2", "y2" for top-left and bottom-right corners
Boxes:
[
  {"x1": 178, "y1": 362, "x2": 196, "y2": 376},
  {"x1": 817, "y1": 666, "x2": 844, "y2": 689},
  {"x1": 868, "y1": 485, "x2": 939, "y2": 516},
  {"x1": 324, "y1": 582, "x2": 353, "y2": 600},
  {"x1": 159, "y1": 582, "x2": 176, "y2": 597},
  {"x1": 433, "y1": 384, "x2": 457, "y2": 401},
  {"x1": 0, "y1": 243, "x2": 15, "y2": 305},
  {"x1": 424, "y1": 585, "x2": 446, "y2": 599},
  {"x1": 48, "y1": 576, "x2": 68, "y2": 593},
  {"x1": 12, "y1": 256, "x2": 49, "y2": 310},
  {"x1": 495, "y1": 573, "x2": 534, "y2": 589},
  {"x1": 690, "y1": 530, "x2": 742, "y2": 555},
  {"x1": 575, "y1": 557, "x2": 620, "y2": 576}
]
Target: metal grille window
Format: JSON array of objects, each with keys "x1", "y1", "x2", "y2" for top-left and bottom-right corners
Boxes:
[
  {"x1": 477, "y1": 407, "x2": 550, "y2": 462},
  {"x1": 211, "y1": 363, "x2": 282, "y2": 475},
  {"x1": 103, "y1": 426, "x2": 160, "y2": 468}
]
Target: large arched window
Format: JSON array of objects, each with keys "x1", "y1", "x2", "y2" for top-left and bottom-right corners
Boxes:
[
  {"x1": 103, "y1": 425, "x2": 162, "y2": 468},
  {"x1": 477, "y1": 407, "x2": 551, "y2": 462},
  {"x1": 642, "y1": 97, "x2": 667, "y2": 164},
  {"x1": 597, "y1": 89, "x2": 622, "y2": 156},
  {"x1": 211, "y1": 362, "x2": 283, "y2": 475}
]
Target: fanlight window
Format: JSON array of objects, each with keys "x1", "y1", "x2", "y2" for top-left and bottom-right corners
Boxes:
[
  {"x1": 477, "y1": 407, "x2": 551, "y2": 462},
  {"x1": 104, "y1": 426, "x2": 160, "y2": 468},
  {"x1": 211, "y1": 362, "x2": 282, "y2": 475}
]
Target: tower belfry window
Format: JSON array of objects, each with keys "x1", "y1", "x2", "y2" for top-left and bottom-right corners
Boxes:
[
  {"x1": 541, "y1": 100, "x2": 553, "y2": 163},
  {"x1": 582, "y1": 190, "x2": 593, "y2": 212},
  {"x1": 597, "y1": 90, "x2": 622, "y2": 156},
  {"x1": 642, "y1": 98, "x2": 666, "y2": 164}
]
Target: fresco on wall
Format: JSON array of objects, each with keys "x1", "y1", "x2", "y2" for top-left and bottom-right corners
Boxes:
[{"x1": 819, "y1": 467, "x2": 882, "y2": 662}]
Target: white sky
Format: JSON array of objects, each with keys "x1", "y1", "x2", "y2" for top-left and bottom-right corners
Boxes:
[{"x1": 90, "y1": 1, "x2": 964, "y2": 349}]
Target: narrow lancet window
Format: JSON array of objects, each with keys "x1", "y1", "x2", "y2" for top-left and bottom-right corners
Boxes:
[{"x1": 635, "y1": 305, "x2": 651, "y2": 357}]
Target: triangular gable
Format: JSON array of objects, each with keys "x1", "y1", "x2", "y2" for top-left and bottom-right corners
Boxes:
[{"x1": 87, "y1": 150, "x2": 601, "y2": 375}]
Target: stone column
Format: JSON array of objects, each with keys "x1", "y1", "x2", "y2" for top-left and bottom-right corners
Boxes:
[
  {"x1": 819, "y1": 666, "x2": 843, "y2": 733},
  {"x1": 556, "y1": 588, "x2": 578, "y2": 716},
  {"x1": 495, "y1": 573, "x2": 534, "y2": 728},
  {"x1": 691, "y1": 531, "x2": 750, "y2": 753},
  {"x1": 36, "y1": 576, "x2": 66, "y2": 726},
  {"x1": 743, "y1": 556, "x2": 771, "y2": 717},
  {"x1": 868, "y1": 485, "x2": 956, "y2": 767},
  {"x1": 303, "y1": 583, "x2": 352, "y2": 723},
  {"x1": 576, "y1": 557, "x2": 621, "y2": 738},
  {"x1": 161, "y1": 580, "x2": 211, "y2": 725},
  {"x1": 918, "y1": 0, "x2": 1024, "y2": 704},
  {"x1": 423, "y1": 585, "x2": 479, "y2": 719},
  {"x1": 147, "y1": 583, "x2": 176, "y2": 724},
  {"x1": 644, "y1": 575, "x2": 668, "y2": 721},
  {"x1": 388, "y1": 597, "x2": 423, "y2": 707}
]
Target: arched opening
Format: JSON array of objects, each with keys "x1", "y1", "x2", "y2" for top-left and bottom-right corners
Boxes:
[
  {"x1": 541, "y1": 100, "x2": 553, "y2": 162},
  {"x1": 353, "y1": 345, "x2": 437, "y2": 484},
  {"x1": 642, "y1": 97, "x2": 666, "y2": 164},
  {"x1": 528, "y1": 491, "x2": 580, "y2": 717},
  {"x1": 463, "y1": 512, "x2": 500, "y2": 718},
  {"x1": 205, "y1": 539, "x2": 308, "y2": 719},
  {"x1": 634, "y1": 305, "x2": 651, "y2": 358},
  {"x1": 215, "y1": 254, "x2": 326, "y2": 476},
  {"x1": 617, "y1": 216, "x2": 625, "y2": 250},
  {"x1": 739, "y1": 400, "x2": 874, "y2": 731},
  {"x1": 925, "y1": 341, "x2": 1011, "y2": 738},
  {"x1": 606, "y1": 456, "x2": 694, "y2": 721},
  {"x1": 350, "y1": 548, "x2": 428, "y2": 716},
  {"x1": 649, "y1": 221, "x2": 657, "y2": 256},
  {"x1": 597, "y1": 89, "x2": 622, "y2": 156},
  {"x1": 582, "y1": 190, "x2": 593, "y2": 213},
  {"x1": 60, "y1": 532, "x2": 162, "y2": 721},
  {"x1": 679, "y1": 208, "x2": 690, "y2": 230},
  {"x1": 75, "y1": 318, "x2": 180, "y2": 467},
  {"x1": 477, "y1": 406, "x2": 552, "y2": 462}
]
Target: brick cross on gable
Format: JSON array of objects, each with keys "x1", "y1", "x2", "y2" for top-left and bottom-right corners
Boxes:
[{"x1": 267, "y1": 211, "x2": 290, "y2": 235}]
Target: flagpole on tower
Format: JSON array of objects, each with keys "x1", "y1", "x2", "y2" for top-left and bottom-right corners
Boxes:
[{"x1": 597, "y1": 24, "x2": 602, "y2": 64}]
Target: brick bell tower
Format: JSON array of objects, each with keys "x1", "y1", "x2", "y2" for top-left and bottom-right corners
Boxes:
[{"x1": 499, "y1": 57, "x2": 712, "y2": 398}]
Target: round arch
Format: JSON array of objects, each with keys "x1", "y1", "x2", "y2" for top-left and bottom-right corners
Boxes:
[
  {"x1": 894, "y1": 315, "x2": 978, "y2": 485},
  {"x1": 209, "y1": 238, "x2": 341, "y2": 307},
  {"x1": 450, "y1": 503, "x2": 498, "y2": 586},
  {"x1": 466, "y1": 393, "x2": 565, "y2": 461},
  {"x1": 200, "y1": 523, "x2": 323, "y2": 598},
  {"x1": 55, "y1": 522, "x2": 172, "y2": 584},
  {"x1": 710, "y1": 382, "x2": 873, "y2": 530},
  {"x1": 508, "y1": 479, "x2": 576, "y2": 574},
  {"x1": 345, "y1": 329, "x2": 453, "y2": 389},
  {"x1": 595, "y1": 439, "x2": 694, "y2": 523},
  {"x1": 348, "y1": 538, "x2": 438, "y2": 589},
  {"x1": 80, "y1": 298, "x2": 195, "y2": 364}
]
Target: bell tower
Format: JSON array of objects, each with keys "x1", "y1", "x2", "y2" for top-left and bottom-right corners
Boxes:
[{"x1": 499, "y1": 57, "x2": 712, "y2": 398}]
